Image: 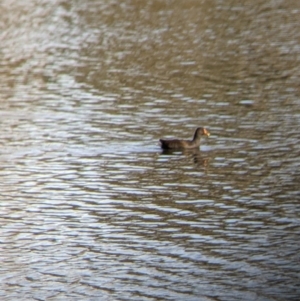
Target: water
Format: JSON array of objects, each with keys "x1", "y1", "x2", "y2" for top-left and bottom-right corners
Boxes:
[{"x1": 0, "y1": 1, "x2": 300, "y2": 300}]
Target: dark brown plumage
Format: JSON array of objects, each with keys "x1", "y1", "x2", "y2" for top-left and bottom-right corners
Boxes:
[{"x1": 159, "y1": 127, "x2": 210, "y2": 150}]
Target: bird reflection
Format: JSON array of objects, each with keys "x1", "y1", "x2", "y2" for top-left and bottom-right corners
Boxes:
[{"x1": 161, "y1": 148, "x2": 209, "y2": 167}]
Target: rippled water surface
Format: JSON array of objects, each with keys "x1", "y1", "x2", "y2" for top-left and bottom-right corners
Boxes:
[{"x1": 1, "y1": 1, "x2": 300, "y2": 300}]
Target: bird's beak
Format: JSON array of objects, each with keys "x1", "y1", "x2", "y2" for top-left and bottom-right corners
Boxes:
[{"x1": 204, "y1": 129, "x2": 210, "y2": 137}]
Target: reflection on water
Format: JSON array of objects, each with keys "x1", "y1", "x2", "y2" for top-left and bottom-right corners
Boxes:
[{"x1": 1, "y1": 0, "x2": 300, "y2": 300}]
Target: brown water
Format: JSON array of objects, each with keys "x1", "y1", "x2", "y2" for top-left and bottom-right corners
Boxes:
[{"x1": 1, "y1": 1, "x2": 300, "y2": 300}]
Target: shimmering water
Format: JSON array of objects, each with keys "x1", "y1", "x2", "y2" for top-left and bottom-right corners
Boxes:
[{"x1": 0, "y1": 1, "x2": 300, "y2": 300}]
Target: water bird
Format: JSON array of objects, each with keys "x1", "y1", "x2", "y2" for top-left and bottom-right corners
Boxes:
[{"x1": 159, "y1": 127, "x2": 210, "y2": 150}]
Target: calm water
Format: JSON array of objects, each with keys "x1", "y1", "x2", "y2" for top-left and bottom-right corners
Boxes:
[{"x1": 1, "y1": 1, "x2": 300, "y2": 300}]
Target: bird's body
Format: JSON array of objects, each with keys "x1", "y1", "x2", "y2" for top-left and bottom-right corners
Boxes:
[{"x1": 159, "y1": 127, "x2": 210, "y2": 150}]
